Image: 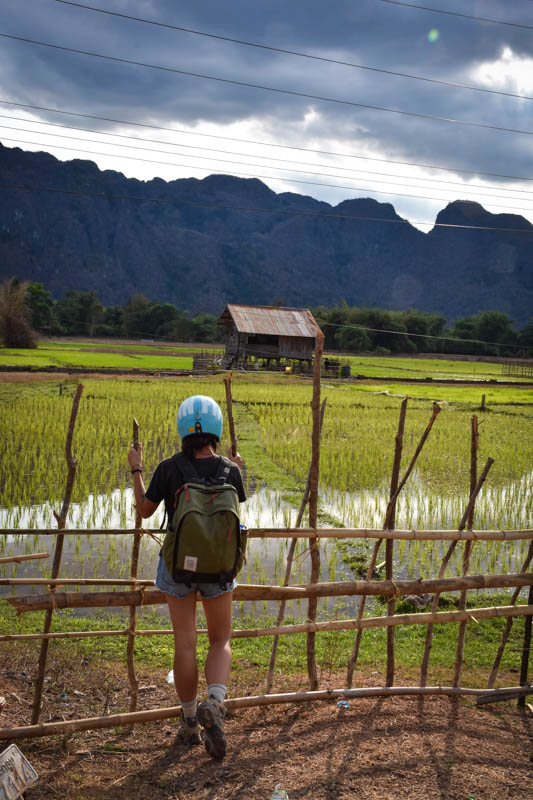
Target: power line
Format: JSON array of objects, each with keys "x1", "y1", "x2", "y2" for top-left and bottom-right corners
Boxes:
[
  {"x1": 2, "y1": 181, "x2": 532, "y2": 233},
  {"x1": 4, "y1": 127, "x2": 532, "y2": 212},
  {"x1": 54, "y1": 0, "x2": 533, "y2": 102},
  {"x1": 319, "y1": 320, "x2": 523, "y2": 350},
  {"x1": 4, "y1": 113, "x2": 533, "y2": 198},
  {"x1": 3, "y1": 99, "x2": 532, "y2": 185},
  {"x1": 376, "y1": 0, "x2": 533, "y2": 30},
  {"x1": 4, "y1": 134, "x2": 533, "y2": 213},
  {"x1": 2, "y1": 33, "x2": 533, "y2": 136}
]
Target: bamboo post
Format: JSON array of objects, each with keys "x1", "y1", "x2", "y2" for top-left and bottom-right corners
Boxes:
[
  {"x1": 126, "y1": 418, "x2": 142, "y2": 722},
  {"x1": 31, "y1": 383, "x2": 83, "y2": 724},
  {"x1": 346, "y1": 397, "x2": 408, "y2": 688},
  {"x1": 347, "y1": 400, "x2": 442, "y2": 687},
  {"x1": 453, "y1": 416, "x2": 478, "y2": 687},
  {"x1": 487, "y1": 539, "x2": 533, "y2": 688},
  {"x1": 518, "y1": 584, "x2": 533, "y2": 708},
  {"x1": 307, "y1": 330, "x2": 324, "y2": 690},
  {"x1": 224, "y1": 373, "x2": 238, "y2": 457},
  {"x1": 265, "y1": 399, "x2": 327, "y2": 693},
  {"x1": 385, "y1": 397, "x2": 411, "y2": 686},
  {"x1": 420, "y1": 456, "x2": 494, "y2": 686}
]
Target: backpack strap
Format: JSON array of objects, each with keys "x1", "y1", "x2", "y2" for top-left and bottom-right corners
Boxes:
[
  {"x1": 172, "y1": 452, "x2": 233, "y2": 488},
  {"x1": 171, "y1": 452, "x2": 200, "y2": 483},
  {"x1": 214, "y1": 455, "x2": 234, "y2": 485}
]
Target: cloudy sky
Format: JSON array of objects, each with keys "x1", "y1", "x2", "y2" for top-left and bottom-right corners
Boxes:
[{"x1": 1, "y1": 0, "x2": 533, "y2": 229}]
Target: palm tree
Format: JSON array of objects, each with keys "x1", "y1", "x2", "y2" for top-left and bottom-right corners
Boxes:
[{"x1": 0, "y1": 278, "x2": 37, "y2": 348}]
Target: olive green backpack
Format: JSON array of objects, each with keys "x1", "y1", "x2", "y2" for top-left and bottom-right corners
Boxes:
[{"x1": 162, "y1": 453, "x2": 247, "y2": 586}]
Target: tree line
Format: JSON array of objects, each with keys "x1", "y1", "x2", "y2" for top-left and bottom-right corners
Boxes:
[
  {"x1": 1, "y1": 279, "x2": 532, "y2": 357},
  {"x1": 313, "y1": 304, "x2": 533, "y2": 357}
]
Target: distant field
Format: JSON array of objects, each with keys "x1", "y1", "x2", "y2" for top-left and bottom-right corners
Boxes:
[
  {"x1": 0, "y1": 346, "x2": 193, "y2": 370},
  {"x1": 0, "y1": 341, "x2": 529, "y2": 382},
  {"x1": 350, "y1": 382, "x2": 533, "y2": 408},
  {"x1": 39, "y1": 340, "x2": 224, "y2": 353},
  {"x1": 345, "y1": 355, "x2": 522, "y2": 382}
]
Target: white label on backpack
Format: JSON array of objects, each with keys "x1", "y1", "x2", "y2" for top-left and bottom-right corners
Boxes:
[{"x1": 184, "y1": 556, "x2": 198, "y2": 572}]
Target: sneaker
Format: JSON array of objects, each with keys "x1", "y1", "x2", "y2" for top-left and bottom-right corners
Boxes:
[
  {"x1": 178, "y1": 712, "x2": 201, "y2": 746},
  {"x1": 197, "y1": 698, "x2": 227, "y2": 760}
]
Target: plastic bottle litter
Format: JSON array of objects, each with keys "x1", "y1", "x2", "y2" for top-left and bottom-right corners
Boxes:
[
  {"x1": 336, "y1": 699, "x2": 350, "y2": 709},
  {"x1": 166, "y1": 670, "x2": 174, "y2": 685},
  {"x1": 269, "y1": 786, "x2": 289, "y2": 800}
]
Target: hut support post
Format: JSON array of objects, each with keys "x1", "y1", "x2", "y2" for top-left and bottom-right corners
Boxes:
[
  {"x1": 306, "y1": 331, "x2": 324, "y2": 690},
  {"x1": 487, "y1": 539, "x2": 533, "y2": 688},
  {"x1": 31, "y1": 383, "x2": 83, "y2": 725},
  {"x1": 265, "y1": 399, "x2": 327, "y2": 694},
  {"x1": 420, "y1": 456, "x2": 494, "y2": 686},
  {"x1": 126, "y1": 418, "x2": 142, "y2": 722},
  {"x1": 453, "y1": 416, "x2": 478, "y2": 688},
  {"x1": 518, "y1": 584, "x2": 533, "y2": 708}
]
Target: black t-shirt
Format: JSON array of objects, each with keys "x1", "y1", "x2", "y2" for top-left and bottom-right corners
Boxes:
[{"x1": 145, "y1": 454, "x2": 246, "y2": 524}]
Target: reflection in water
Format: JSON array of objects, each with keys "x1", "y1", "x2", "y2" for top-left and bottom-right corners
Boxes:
[{"x1": 1, "y1": 476, "x2": 531, "y2": 619}]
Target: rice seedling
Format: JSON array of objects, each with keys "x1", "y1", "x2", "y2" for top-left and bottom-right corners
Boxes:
[{"x1": 0, "y1": 375, "x2": 531, "y2": 596}]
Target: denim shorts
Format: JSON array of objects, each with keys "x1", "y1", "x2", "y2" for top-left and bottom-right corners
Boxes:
[{"x1": 155, "y1": 555, "x2": 237, "y2": 599}]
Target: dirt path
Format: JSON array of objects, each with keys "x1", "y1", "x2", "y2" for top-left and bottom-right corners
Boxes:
[{"x1": 2, "y1": 663, "x2": 532, "y2": 800}]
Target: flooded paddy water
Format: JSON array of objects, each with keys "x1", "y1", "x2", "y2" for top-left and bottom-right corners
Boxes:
[{"x1": 1, "y1": 376, "x2": 532, "y2": 622}]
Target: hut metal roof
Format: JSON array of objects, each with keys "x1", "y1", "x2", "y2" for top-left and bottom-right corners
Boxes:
[{"x1": 219, "y1": 304, "x2": 321, "y2": 338}]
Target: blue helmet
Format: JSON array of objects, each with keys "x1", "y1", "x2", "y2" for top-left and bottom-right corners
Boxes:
[{"x1": 177, "y1": 395, "x2": 223, "y2": 440}]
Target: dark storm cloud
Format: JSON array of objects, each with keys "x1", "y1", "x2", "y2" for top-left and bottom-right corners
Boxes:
[{"x1": 1, "y1": 0, "x2": 532, "y2": 187}]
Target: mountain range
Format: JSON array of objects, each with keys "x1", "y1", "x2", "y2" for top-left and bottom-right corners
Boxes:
[{"x1": 1, "y1": 143, "x2": 532, "y2": 324}]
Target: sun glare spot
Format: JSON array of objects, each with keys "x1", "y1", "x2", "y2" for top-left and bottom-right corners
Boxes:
[
  {"x1": 474, "y1": 46, "x2": 533, "y2": 94},
  {"x1": 427, "y1": 29, "x2": 440, "y2": 43}
]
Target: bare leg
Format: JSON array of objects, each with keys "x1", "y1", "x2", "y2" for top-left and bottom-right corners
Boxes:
[
  {"x1": 201, "y1": 590, "x2": 234, "y2": 686},
  {"x1": 166, "y1": 592, "x2": 199, "y2": 703}
]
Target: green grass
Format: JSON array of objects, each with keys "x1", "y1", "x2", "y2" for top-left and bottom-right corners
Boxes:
[{"x1": 0, "y1": 594, "x2": 527, "y2": 683}]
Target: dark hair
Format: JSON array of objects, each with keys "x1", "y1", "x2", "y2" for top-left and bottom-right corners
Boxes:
[{"x1": 181, "y1": 434, "x2": 219, "y2": 460}]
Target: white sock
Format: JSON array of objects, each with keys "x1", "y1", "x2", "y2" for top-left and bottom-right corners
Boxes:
[
  {"x1": 180, "y1": 697, "x2": 198, "y2": 719},
  {"x1": 208, "y1": 683, "x2": 227, "y2": 703}
]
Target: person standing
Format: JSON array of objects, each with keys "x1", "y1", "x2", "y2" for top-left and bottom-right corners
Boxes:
[{"x1": 128, "y1": 395, "x2": 246, "y2": 759}]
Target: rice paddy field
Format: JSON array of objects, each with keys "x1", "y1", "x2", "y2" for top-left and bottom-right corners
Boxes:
[
  {"x1": 0, "y1": 339, "x2": 229, "y2": 371},
  {"x1": 1, "y1": 372, "x2": 532, "y2": 611}
]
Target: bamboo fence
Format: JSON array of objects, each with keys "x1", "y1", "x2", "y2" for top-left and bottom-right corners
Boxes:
[
  {"x1": 1, "y1": 373, "x2": 532, "y2": 741},
  {"x1": 3, "y1": 539, "x2": 532, "y2": 738}
]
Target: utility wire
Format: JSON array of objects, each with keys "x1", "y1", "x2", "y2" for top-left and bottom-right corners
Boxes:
[
  {"x1": 2, "y1": 181, "x2": 532, "y2": 233},
  {"x1": 4, "y1": 113, "x2": 533, "y2": 197},
  {"x1": 376, "y1": 0, "x2": 533, "y2": 30},
  {"x1": 54, "y1": 0, "x2": 533, "y2": 101},
  {"x1": 1, "y1": 33, "x2": 532, "y2": 136},
  {"x1": 3, "y1": 99, "x2": 533, "y2": 185},
  {"x1": 4, "y1": 127, "x2": 532, "y2": 210},
  {"x1": 319, "y1": 320, "x2": 523, "y2": 350},
  {"x1": 4, "y1": 134, "x2": 533, "y2": 213},
  {"x1": 29, "y1": 323, "x2": 529, "y2": 352}
]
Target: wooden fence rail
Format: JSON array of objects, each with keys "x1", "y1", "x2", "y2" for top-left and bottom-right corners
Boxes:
[
  {"x1": 2, "y1": 684, "x2": 532, "y2": 742},
  {"x1": 4, "y1": 527, "x2": 532, "y2": 540},
  {"x1": 1, "y1": 603, "x2": 532, "y2": 644},
  {"x1": 6, "y1": 572, "x2": 533, "y2": 613}
]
